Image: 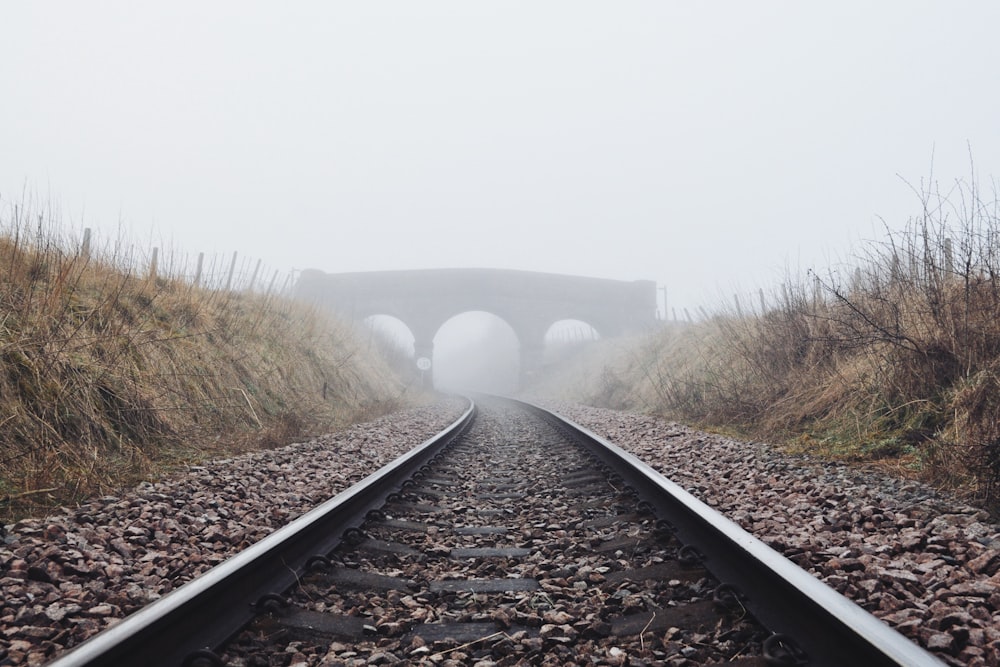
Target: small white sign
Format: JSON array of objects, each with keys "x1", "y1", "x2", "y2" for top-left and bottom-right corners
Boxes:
[{"x1": 416, "y1": 357, "x2": 432, "y2": 371}]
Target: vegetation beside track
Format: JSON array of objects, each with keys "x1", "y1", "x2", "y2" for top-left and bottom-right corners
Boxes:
[
  {"x1": 0, "y1": 201, "x2": 420, "y2": 520},
  {"x1": 531, "y1": 177, "x2": 1000, "y2": 514}
]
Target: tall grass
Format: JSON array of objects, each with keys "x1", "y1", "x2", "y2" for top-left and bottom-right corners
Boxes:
[
  {"x1": 0, "y1": 199, "x2": 410, "y2": 519},
  {"x1": 537, "y1": 174, "x2": 1000, "y2": 511}
]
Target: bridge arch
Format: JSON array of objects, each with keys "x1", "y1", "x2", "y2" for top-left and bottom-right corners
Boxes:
[
  {"x1": 433, "y1": 310, "x2": 520, "y2": 393},
  {"x1": 296, "y1": 268, "x2": 657, "y2": 387},
  {"x1": 364, "y1": 314, "x2": 415, "y2": 355},
  {"x1": 544, "y1": 319, "x2": 601, "y2": 344},
  {"x1": 542, "y1": 319, "x2": 601, "y2": 367}
]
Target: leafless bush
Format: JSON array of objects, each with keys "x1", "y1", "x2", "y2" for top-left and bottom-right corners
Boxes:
[{"x1": 545, "y1": 170, "x2": 1000, "y2": 510}]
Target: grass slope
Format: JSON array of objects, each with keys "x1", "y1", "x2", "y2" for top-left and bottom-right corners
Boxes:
[{"x1": 0, "y1": 208, "x2": 414, "y2": 520}]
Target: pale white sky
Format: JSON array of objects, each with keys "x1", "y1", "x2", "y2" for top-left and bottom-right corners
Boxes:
[{"x1": 3, "y1": 2, "x2": 999, "y2": 316}]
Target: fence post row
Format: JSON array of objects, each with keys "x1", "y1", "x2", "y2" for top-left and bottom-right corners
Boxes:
[{"x1": 74, "y1": 231, "x2": 292, "y2": 294}]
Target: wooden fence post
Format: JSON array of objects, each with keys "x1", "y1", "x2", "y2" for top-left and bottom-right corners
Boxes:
[
  {"x1": 247, "y1": 258, "x2": 261, "y2": 291},
  {"x1": 81, "y1": 228, "x2": 91, "y2": 259},
  {"x1": 225, "y1": 251, "x2": 238, "y2": 290},
  {"x1": 194, "y1": 252, "x2": 204, "y2": 286},
  {"x1": 149, "y1": 247, "x2": 158, "y2": 279}
]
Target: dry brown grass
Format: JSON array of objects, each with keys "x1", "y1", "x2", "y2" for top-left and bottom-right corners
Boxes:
[
  {"x1": 0, "y1": 202, "x2": 413, "y2": 520},
  {"x1": 533, "y1": 175, "x2": 1000, "y2": 513}
]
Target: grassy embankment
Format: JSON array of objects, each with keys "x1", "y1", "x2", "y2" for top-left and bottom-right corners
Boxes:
[
  {"x1": 534, "y1": 178, "x2": 1000, "y2": 512},
  {"x1": 0, "y1": 204, "x2": 417, "y2": 521}
]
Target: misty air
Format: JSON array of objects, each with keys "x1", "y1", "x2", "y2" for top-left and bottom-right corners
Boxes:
[{"x1": 2, "y1": 3, "x2": 999, "y2": 665}]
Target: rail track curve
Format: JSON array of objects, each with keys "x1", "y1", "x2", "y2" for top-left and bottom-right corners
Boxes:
[{"x1": 46, "y1": 396, "x2": 942, "y2": 666}]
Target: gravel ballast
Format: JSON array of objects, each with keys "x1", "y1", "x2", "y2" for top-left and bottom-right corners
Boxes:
[
  {"x1": 544, "y1": 402, "x2": 1000, "y2": 666},
  {"x1": 4, "y1": 396, "x2": 999, "y2": 665},
  {"x1": 0, "y1": 398, "x2": 469, "y2": 666}
]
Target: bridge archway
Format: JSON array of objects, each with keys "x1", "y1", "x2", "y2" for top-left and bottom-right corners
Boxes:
[
  {"x1": 364, "y1": 314, "x2": 415, "y2": 356},
  {"x1": 296, "y1": 268, "x2": 657, "y2": 387},
  {"x1": 543, "y1": 318, "x2": 600, "y2": 366},
  {"x1": 433, "y1": 311, "x2": 519, "y2": 394}
]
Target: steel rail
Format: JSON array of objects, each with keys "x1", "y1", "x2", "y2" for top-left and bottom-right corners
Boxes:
[
  {"x1": 46, "y1": 400, "x2": 476, "y2": 667},
  {"x1": 517, "y1": 398, "x2": 945, "y2": 667}
]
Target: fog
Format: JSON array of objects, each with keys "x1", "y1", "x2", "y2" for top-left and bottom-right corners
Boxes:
[{"x1": 3, "y1": 2, "x2": 1000, "y2": 385}]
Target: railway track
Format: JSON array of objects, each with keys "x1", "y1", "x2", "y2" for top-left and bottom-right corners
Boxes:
[{"x1": 47, "y1": 397, "x2": 943, "y2": 666}]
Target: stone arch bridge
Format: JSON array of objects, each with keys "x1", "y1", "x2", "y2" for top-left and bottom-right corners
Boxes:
[{"x1": 295, "y1": 268, "x2": 657, "y2": 385}]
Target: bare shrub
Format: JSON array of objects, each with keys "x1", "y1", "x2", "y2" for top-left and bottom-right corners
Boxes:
[{"x1": 537, "y1": 170, "x2": 1000, "y2": 511}]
